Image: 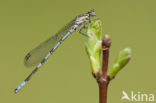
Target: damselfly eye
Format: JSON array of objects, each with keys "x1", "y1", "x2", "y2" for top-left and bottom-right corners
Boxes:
[{"x1": 88, "y1": 10, "x2": 96, "y2": 16}]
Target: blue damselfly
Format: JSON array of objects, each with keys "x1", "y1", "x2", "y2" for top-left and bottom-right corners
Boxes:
[{"x1": 14, "y1": 10, "x2": 96, "y2": 93}]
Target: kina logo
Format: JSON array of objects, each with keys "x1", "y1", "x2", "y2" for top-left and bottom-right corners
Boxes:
[{"x1": 121, "y1": 91, "x2": 155, "y2": 102}]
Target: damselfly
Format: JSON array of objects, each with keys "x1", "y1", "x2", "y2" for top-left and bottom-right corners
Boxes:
[{"x1": 14, "y1": 10, "x2": 96, "y2": 93}]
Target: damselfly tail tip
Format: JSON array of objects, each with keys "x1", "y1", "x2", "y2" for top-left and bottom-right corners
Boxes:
[
  {"x1": 14, "y1": 88, "x2": 19, "y2": 93},
  {"x1": 14, "y1": 81, "x2": 26, "y2": 93}
]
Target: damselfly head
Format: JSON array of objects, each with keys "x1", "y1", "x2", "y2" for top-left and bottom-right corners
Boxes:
[
  {"x1": 75, "y1": 10, "x2": 96, "y2": 25},
  {"x1": 88, "y1": 9, "x2": 96, "y2": 16}
]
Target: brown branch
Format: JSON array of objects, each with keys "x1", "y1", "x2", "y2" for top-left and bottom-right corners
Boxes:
[
  {"x1": 98, "y1": 35, "x2": 111, "y2": 103},
  {"x1": 102, "y1": 35, "x2": 111, "y2": 76}
]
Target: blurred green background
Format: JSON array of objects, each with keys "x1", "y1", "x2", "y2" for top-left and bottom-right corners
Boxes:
[{"x1": 0, "y1": 0, "x2": 155, "y2": 103}]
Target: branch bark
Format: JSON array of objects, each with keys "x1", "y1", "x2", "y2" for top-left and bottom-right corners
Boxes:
[{"x1": 98, "y1": 35, "x2": 111, "y2": 103}]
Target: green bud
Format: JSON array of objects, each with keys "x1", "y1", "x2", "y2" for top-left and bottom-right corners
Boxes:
[
  {"x1": 85, "y1": 19, "x2": 102, "y2": 73},
  {"x1": 108, "y1": 48, "x2": 131, "y2": 79}
]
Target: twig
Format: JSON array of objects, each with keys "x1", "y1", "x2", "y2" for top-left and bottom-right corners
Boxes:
[{"x1": 98, "y1": 35, "x2": 111, "y2": 103}]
